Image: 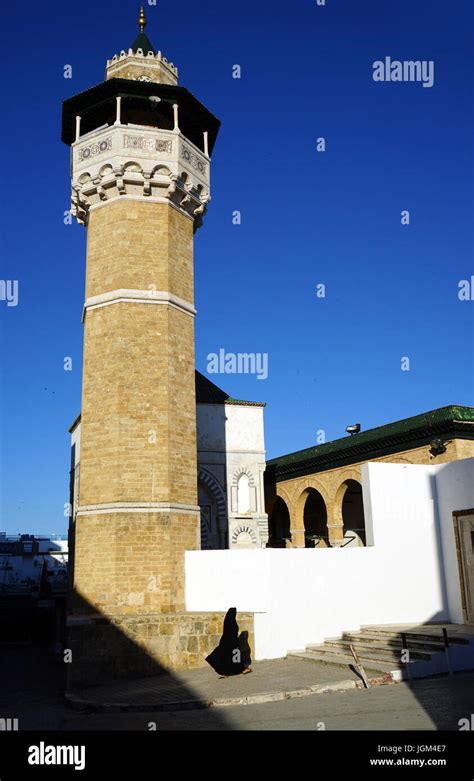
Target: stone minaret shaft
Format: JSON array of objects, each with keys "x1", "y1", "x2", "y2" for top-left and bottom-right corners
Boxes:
[{"x1": 63, "y1": 11, "x2": 219, "y2": 618}]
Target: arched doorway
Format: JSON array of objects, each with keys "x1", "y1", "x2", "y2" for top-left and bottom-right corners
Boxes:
[
  {"x1": 302, "y1": 489, "x2": 329, "y2": 547},
  {"x1": 341, "y1": 480, "x2": 366, "y2": 546},
  {"x1": 268, "y1": 496, "x2": 291, "y2": 548}
]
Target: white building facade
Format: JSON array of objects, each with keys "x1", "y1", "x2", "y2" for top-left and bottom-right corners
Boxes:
[{"x1": 186, "y1": 458, "x2": 474, "y2": 660}]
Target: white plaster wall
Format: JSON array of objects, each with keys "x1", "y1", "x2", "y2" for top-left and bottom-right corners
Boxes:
[
  {"x1": 225, "y1": 405, "x2": 265, "y2": 453},
  {"x1": 186, "y1": 460, "x2": 471, "y2": 659},
  {"x1": 433, "y1": 458, "x2": 474, "y2": 623},
  {"x1": 186, "y1": 550, "x2": 270, "y2": 614},
  {"x1": 224, "y1": 406, "x2": 267, "y2": 543},
  {"x1": 196, "y1": 403, "x2": 265, "y2": 469}
]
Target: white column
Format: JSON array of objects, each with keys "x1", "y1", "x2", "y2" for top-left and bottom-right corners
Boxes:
[
  {"x1": 114, "y1": 96, "x2": 122, "y2": 125},
  {"x1": 203, "y1": 131, "x2": 209, "y2": 157},
  {"x1": 173, "y1": 103, "x2": 179, "y2": 131},
  {"x1": 75, "y1": 116, "x2": 81, "y2": 141}
]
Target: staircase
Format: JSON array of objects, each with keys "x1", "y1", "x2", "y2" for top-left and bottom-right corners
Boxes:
[{"x1": 289, "y1": 624, "x2": 474, "y2": 681}]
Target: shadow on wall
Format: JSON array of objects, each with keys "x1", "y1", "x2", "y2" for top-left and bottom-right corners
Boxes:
[
  {"x1": 66, "y1": 590, "x2": 253, "y2": 689},
  {"x1": 266, "y1": 495, "x2": 291, "y2": 547}
]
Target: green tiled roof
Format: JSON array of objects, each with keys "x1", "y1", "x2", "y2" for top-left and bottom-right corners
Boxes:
[
  {"x1": 267, "y1": 405, "x2": 474, "y2": 480},
  {"x1": 131, "y1": 32, "x2": 156, "y2": 55},
  {"x1": 195, "y1": 371, "x2": 265, "y2": 407}
]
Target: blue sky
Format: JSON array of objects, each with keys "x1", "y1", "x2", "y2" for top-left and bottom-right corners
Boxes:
[{"x1": 0, "y1": 0, "x2": 473, "y2": 534}]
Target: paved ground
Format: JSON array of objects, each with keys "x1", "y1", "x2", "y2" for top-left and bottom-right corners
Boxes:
[
  {"x1": 62, "y1": 673, "x2": 474, "y2": 731},
  {"x1": 3, "y1": 646, "x2": 474, "y2": 731},
  {"x1": 67, "y1": 656, "x2": 381, "y2": 709}
]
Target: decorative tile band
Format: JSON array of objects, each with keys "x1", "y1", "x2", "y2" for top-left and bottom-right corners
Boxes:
[
  {"x1": 180, "y1": 144, "x2": 207, "y2": 175},
  {"x1": 78, "y1": 137, "x2": 113, "y2": 161},
  {"x1": 231, "y1": 525, "x2": 258, "y2": 544},
  {"x1": 124, "y1": 135, "x2": 173, "y2": 153}
]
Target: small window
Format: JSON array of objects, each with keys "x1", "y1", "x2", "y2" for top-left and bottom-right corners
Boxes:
[{"x1": 237, "y1": 474, "x2": 250, "y2": 514}]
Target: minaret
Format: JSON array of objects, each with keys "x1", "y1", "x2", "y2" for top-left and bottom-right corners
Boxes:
[{"x1": 62, "y1": 9, "x2": 220, "y2": 680}]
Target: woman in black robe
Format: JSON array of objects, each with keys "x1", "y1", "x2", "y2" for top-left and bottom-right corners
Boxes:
[{"x1": 206, "y1": 608, "x2": 252, "y2": 677}]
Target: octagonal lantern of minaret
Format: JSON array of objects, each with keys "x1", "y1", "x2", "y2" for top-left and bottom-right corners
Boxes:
[{"x1": 62, "y1": 5, "x2": 220, "y2": 231}]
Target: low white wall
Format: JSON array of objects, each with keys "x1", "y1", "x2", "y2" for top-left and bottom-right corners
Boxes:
[
  {"x1": 434, "y1": 459, "x2": 474, "y2": 623},
  {"x1": 185, "y1": 460, "x2": 472, "y2": 659}
]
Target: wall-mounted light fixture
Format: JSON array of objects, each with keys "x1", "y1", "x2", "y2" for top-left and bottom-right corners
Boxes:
[{"x1": 430, "y1": 438, "x2": 450, "y2": 456}]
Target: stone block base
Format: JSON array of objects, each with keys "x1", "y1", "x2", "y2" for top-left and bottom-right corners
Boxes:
[{"x1": 66, "y1": 611, "x2": 254, "y2": 690}]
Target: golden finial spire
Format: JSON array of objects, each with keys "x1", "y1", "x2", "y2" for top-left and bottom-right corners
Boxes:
[{"x1": 139, "y1": 5, "x2": 147, "y2": 33}]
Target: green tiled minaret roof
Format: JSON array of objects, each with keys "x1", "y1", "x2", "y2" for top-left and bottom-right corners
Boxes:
[
  {"x1": 131, "y1": 5, "x2": 155, "y2": 54},
  {"x1": 131, "y1": 31, "x2": 156, "y2": 54}
]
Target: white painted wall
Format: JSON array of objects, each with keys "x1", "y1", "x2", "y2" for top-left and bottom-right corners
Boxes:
[
  {"x1": 434, "y1": 459, "x2": 474, "y2": 623},
  {"x1": 186, "y1": 459, "x2": 473, "y2": 659}
]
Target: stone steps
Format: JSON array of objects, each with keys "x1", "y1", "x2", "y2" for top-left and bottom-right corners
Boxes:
[
  {"x1": 288, "y1": 624, "x2": 474, "y2": 680},
  {"x1": 357, "y1": 627, "x2": 469, "y2": 645},
  {"x1": 319, "y1": 639, "x2": 431, "y2": 661},
  {"x1": 340, "y1": 632, "x2": 446, "y2": 652},
  {"x1": 290, "y1": 649, "x2": 397, "y2": 674}
]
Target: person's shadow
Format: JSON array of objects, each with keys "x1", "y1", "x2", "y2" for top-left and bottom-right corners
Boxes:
[{"x1": 205, "y1": 608, "x2": 252, "y2": 677}]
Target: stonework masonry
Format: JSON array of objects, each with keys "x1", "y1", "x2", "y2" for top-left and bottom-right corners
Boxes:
[
  {"x1": 85, "y1": 200, "x2": 194, "y2": 304},
  {"x1": 106, "y1": 49, "x2": 179, "y2": 85},
  {"x1": 71, "y1": 197, "x2": 205, "y2": 677},
  {"x1": 63, "y1": 19, "x2": 236, "y2": 685},
  {"x1": 79, "y1": 202, "x2": 197, "y2": 511},
  {"x1": 67, "y1": 611, "x2": 254, "y2": 689}
]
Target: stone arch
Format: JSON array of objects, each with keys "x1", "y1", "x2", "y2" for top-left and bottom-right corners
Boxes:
[
  {"x1": 98, "y1": 164, "x2": 114, "y2": 178},
  {"x1": 151, "y1": 164, "x2": 171, "y2": 177},
  {"x1": 197, "y1": 467, "x2": 227, "y2": 550},
  {"x1": 336, "y1": 478, "x2": 366, "y2": 547},
  {"x1": 232, "y1": 468, "x2": 256, "y2": 515},
  {"x1": 333, "y1": 468, "x2": 362, "y2": 508},
  {"x1": 232, "y1": 466, "x2": 255, "y2": 486},
  {"x1": 291, "y1": 479, "x2": 331, "y2": 548},
  {"x1": 304, "y1": 489, "x2": 329, "y2": 547},
  {"x1": 237, "y1": 474, "x2": 250, "y2": 514},
  {"x1": 291, "y1": 477, "x2": 331, "y2": 508},
  {"x1": 122, "y1": 161, "x2": 143, "y2": 174},
  {"x1": 276, "y1": 485, "x2": 292, "y2": 507},
  {"x1": 265, "y1": 484, "x2": 291, "y2": 517},
  {"x1": 231, "y1": 524, "x2": 258, "y2": 548},
  {"x1": 268, "y1": 495, "x2": 291, "y2": 548}
]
